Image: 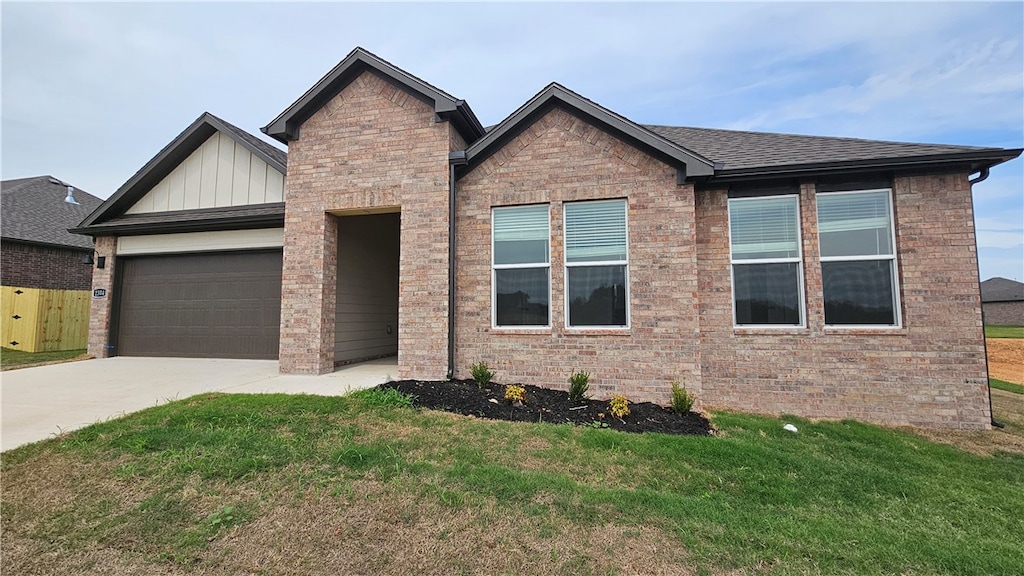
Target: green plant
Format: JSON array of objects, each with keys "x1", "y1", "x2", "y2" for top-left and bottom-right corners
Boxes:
[
  {"x1": 568, "y1": 370, "x2": 591, "y2": 403},
  {"x1": 588, "y1": 420, "x2": 609, "y2": 429},
  {"x1": 609, "y1": 394, "x2": 630, "y2": 419},
  {"x1": 207, "y1": 505, "x2": 237, "y2": 529},
  {"x1": 671, "y1": 381, "x2": 695, "y2": 414},
  {"x1": 504, "y1": 384, "x2": 526, "y2": 404},
  {"x1": 351, "y1": 387, "x2": 415, "y2": 408},
  {"x1": 470, "y1": 361, "x2": 495, "y2": 388}
]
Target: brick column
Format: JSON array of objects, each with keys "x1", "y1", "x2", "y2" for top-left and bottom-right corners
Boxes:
[
  {"x1": 279, "y1": 210, "x2": 338, "y2": 374},
  {"x1": 87, "y1": 235, "x2": 117, "y2": 358}
]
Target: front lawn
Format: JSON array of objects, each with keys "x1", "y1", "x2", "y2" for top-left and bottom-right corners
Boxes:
[
  {"x1": 985, "y1": 325, "x2": 1024, "y2": 338},
  {"x1": 0, "y1": 347, "x2": 88, "y2": 370},
  {"x1": 991, "y1": 378, "x2": 1024, "y2": 395},
  {"x1": 3, "y1": 390, "x2": 1022, "y2": 575}
]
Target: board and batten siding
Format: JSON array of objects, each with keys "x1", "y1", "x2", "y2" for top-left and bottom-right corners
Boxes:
[
  {"x1": 335, "y1": 213, "x2": 400, "y2": 364},
  {"x1": 117, "y1": 229, "x2": 285, "y2": 256},
  {"x1": 126, "y1": 131, "x2": 284, "y2": 214}
]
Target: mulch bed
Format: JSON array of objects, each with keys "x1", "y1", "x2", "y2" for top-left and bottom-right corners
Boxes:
[{"x1": 378, "y1": 379, "x2": 714, "y2": 436}]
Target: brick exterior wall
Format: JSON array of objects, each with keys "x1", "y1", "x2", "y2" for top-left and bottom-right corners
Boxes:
[
  {"x1": 696, "y1": 175, "x2": 990, "y2": 429},
  {"x1": 86, "y1": 235, "x2": 117, "y2": 358},
  {"x1": 983, "y1": 301, "x2": 1023, "y2": 326},
  {"x1": 1, "y1": 241, "x2": 93, "y2": 291},
  {"x1": 454, "y1": 107, "x2": 702, "y2": 404},
  {"x1": 279, "y1": 70, "x2": 456, "y2": 377},
  {"x1": 451, "y1": 110, "x2": 988, "y2": 428}
]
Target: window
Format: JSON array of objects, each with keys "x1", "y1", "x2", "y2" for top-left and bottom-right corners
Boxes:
[
  {"x1": 564, "y1": 199, "x2": 628, "y2": 327},
  {"x1": 492, "y1": 204, "x2": 550, "y2": 327},
  {"x1": 728, "y1": 195, "x2": 804, "y2": 326},
  {"x1": 816, "y1": 189, "x2": 900, "y2": 326}
]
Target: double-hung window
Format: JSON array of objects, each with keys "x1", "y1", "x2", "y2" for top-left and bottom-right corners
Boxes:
[
  {"x1": 564, "y1": 199, "x2": 629, "y2": 328},
  {"x1": 492, "y1": 204, "x2": 551, "y2": 327},
  {"x1": 728, "y1": 195, "x2": 804, "y2": 326},
  {"x1": 816, "y1": 189, "x2": 900, "y2": 326}
]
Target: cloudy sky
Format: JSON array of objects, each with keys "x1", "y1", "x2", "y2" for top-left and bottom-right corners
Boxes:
[{"x1": 3, "y1": 2, "x2": 1022, "y2": 280}]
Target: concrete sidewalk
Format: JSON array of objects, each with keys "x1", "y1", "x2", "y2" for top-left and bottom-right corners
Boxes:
[{"x1": 1, "y1": 356, "x2": 396, "y2": 451}]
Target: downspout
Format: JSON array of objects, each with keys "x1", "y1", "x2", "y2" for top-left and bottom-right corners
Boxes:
[
  {"x1": 447, "y1": 151, "x2": 468, "y2": 380},
  {"x1": 968, "y1": 167, "x2": 1004, "y2": 428}
]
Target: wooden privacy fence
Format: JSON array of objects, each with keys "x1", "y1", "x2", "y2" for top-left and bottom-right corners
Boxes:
[{"x1": 1, "y1": 286, "x2": 90, "y2": 352}]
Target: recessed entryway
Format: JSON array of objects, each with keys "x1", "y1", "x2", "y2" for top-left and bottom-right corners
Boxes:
[{"x1": 334, "y1": 212, "x2": 400, "y2": 365}]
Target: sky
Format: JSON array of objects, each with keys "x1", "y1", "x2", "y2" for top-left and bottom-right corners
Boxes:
[{"x1": 2, "y1": 1, "x2": 1022, "y2": 281}]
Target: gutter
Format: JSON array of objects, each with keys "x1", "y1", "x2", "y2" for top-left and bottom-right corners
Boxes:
[
  {"x1": 968, "y1": 167, "x2": 990, "y2": 185},
  {"x1": 447, "y1": 150, "x2": 468, "y2": 380},
  {"x1": 967, "y1": 170, "x2": 1004, "y2": 428}
]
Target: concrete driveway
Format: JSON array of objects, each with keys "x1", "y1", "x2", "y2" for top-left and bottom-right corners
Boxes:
[{"x1": 1, "y1": 356, "x2": 397, "y2": 451}]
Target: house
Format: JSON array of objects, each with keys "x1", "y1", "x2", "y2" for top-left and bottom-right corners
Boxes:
[
  {"x1": 73, "y1": 47, "x2": 1022, "y2": 429},
  {"x1": 980, "y1": 277, "x2": 1024, "y2": 327},
  {"x1": 2, "y1": 176, "x2": 103, "y2": 291}
]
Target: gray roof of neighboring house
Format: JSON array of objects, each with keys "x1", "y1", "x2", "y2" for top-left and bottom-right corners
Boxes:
[
  {"x1": 981, "y1": 277, "x2": 1024, "y2": 303},
  {"x1": 1, "y1": 176, "x2": 103, "y2": 250},
  {"x1": 644, "y1": 124, "x2": 1014, "y2": 177}
]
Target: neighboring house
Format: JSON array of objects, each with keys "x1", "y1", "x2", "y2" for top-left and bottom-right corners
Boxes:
[
  {"x1": 73, "y1": 48, "x2": 1021, "y2": 429},
  {"x1": 1, "y1": 176, "x2": 103, "y2": 290},
  {"x1": 980, "y1": 277, "x2": 1024, "y2": 326}
]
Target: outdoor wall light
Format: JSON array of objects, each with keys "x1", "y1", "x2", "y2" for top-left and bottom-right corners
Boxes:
[{"x1": 82, "y1": 252, "x2": 105, "y2": 269}]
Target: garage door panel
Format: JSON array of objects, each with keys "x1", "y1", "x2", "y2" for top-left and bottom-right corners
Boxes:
[{"x1": 117, "y1": 251, "x2": 282, "y2": 359}]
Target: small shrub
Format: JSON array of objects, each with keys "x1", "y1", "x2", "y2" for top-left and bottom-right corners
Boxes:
[
  {"x1": 609, "y1": 394, "x2": 630, "y2": 419},
  {"x1": 470, "y1": 361, "x2": 495, "y2": 388},
  {"x1": 568, "y1": 370, "x2": 591, "y2": 403},
  {"x1": 352, "y1": 387, "x2": 414, "y2": 409},
  {"x1": 504, "y1": 384, "x2": 526, "y2": 404},
  {"x1": 671, "y1": 381, "x2": 695, "y2": 414}
]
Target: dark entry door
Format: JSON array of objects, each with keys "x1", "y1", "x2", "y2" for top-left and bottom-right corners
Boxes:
[{"x1": 116, "y1": 250, "x2": 282, "y2": 359}]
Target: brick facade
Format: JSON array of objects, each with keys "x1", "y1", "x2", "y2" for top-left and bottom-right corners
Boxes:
[
  {"x1": 695, "y1": 175, "x2": 990, "y2": 429},
  {"x1": 279, "y1": 70, "x2": 457, "y2": 377},
  {"x1": 982, "y1": 301, "x2": 1023, "y2": 326},
  {"x1": 86, "y1": 235, "x2": 117, "y2": 358},
  {"x1": 1, "y1": 241, "x2": 93, "y2": 291},
  {"x1": 454, "y1": 107, "x2": 702, "y2": 404}
]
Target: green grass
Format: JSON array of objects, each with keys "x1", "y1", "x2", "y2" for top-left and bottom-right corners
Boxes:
[
  {"x1": 985, "y1": 325, "x2": 1024, "y2": 338},
  {"x1": 3, "y1": 392, "x2": 1023, "y2": 575},
  {"x1": 0, "y1": 347, "x2": 87, "y2": 369},
  {"x1": 991, "y1": 378, "x2": 1024, "y2": 394}
]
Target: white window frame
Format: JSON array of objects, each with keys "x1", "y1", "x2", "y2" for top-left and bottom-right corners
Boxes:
[
  {"x1": 727, "y1": 194, "x2": 806, "y2": 328},
  {"x1": 563, "y1": 198, "x2": 630, "y2": 330},
  {"x1": 491, "y1": 204, "x2": 552, "y2": 330},
  {"x1": 816, "y1": 188, "x2": 902, "y2": 329}
]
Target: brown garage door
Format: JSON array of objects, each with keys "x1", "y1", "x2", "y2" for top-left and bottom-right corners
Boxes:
[{"x1": 115, "y1": 250, "x2": 282, "y2": 359}]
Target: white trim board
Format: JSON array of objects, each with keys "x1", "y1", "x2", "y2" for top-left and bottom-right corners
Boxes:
[{"x1": 116, "y1": 228, "x2": 284, "y2": 255}]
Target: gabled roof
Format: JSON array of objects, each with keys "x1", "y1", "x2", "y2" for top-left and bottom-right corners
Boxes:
[
  {"x1": 464, "y1": 83, "x2": 716, "y2": 178},
  {"x1": 646, "y1": 125, "x2": 1021, "y2": 181},
  {"x1": 1, "y1": 176, "x2": 103, "y2": 250},
  {"x1": 981, "y1": 277, "x2": 1024, "y2": 303},
  {"x1": 75, "y1": 112, "x2": 286, "y2": 233},
  {"x1": 263, "y1": 47, "x2": 485, "y2": 145}
]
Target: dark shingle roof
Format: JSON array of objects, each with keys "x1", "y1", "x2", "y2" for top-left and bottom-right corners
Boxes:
[
  {"x1": 211, "y1": 112, "x2": 287, "y2": 168},
  {"x1": 644, "y1": 124, "x2": 1003, "y2": 172},
  {"x1": 76, "y1": 112, "x2": 287, "y2": 233},
  {"x1": 981, "y1": 277, "x2": 1024, "y2": 303},
  {"x1": 1, "y1": 176, "x2": 103, "y2": 249}
]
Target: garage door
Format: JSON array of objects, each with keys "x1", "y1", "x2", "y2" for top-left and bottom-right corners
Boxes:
[{"x1": 115, "y1": 250, "x2": 282, "y2": 359}]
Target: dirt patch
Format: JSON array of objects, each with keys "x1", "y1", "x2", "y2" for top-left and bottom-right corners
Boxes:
[
  {"x1": 381, "y1": 379, "x2": 713, "y2": 436},
  {"x1": 902, "y1": 390, "x2": 1024, "y2": 456},
  {"x1": 203, "y1": 483, "x2": 693, "y2": 576},
  {"x1": 987, "y1": 338, "x2": 1024, "y2": 384}
]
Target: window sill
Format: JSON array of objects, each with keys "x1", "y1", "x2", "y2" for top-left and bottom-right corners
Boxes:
[
  {"x1": 824, "y1": 326, "x2": 907, "y2": 336},
  {"x1": 733, "y1": 327, "x2": 809, "y2": 336},
  {"x1": 490, "y1": 327, "x2": 551, "y2": 336},
  {"x1": 563, "y1": 327, "x2": 631, "y2": 336}
]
